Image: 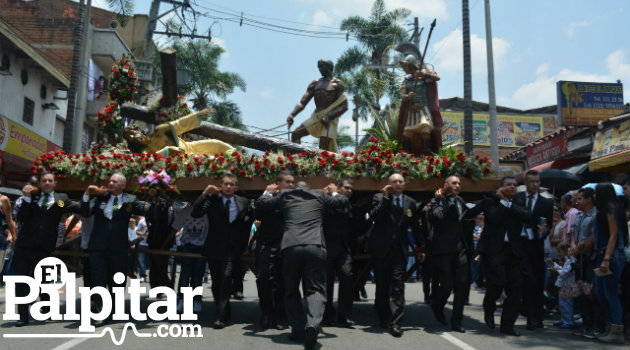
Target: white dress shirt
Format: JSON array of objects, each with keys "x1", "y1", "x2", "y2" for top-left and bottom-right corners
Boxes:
[
  {"x1": 23, "y1": 191, "x2": 55, "y2": 209},
  {"x1": 222, "y1": 196, "x2": 238, "y2": 223},
  {"x1": 82, "y1": 193, "x2": 123, "y2": 220},
  {"x1": 521, "y1": 192, "x2": 538, "y2": 240}
]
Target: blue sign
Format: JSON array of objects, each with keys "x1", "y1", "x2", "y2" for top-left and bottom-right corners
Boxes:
[{"x1": 556, "y1": 81, "x2": 624, "y2": 125}]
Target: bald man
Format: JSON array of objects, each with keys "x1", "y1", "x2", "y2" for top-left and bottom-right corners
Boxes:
[{"x1": 368, "y1": 173, "x2": 424, "y2": 337}]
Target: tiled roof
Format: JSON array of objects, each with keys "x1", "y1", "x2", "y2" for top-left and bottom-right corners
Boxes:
[{"x1": 0, "y1": 0, "x2": 116, "y2": 80}]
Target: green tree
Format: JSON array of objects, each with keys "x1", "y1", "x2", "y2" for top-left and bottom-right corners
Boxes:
[
  {"x1": 336, "y1": 125, "x2": 355, "y2": 150},
  {"x1": 209, "y1": 101, "x2": 245, "y2": 130},
  {"x1": 104, "y1": 0, "x2": 134, "y2": 26},
  {"x1": 337, "y1": 0, "x2": 410, "y2": 109}
]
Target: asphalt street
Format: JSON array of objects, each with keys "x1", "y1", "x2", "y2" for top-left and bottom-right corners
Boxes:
[{"x1": 1, "y1": 272, "x2": 627, "y2": 350}]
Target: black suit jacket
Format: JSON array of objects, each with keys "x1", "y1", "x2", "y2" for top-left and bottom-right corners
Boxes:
[
  {"x1": 428, "y1": 195, "x2": 470, "y2": 255},
  {"x1": 256, "y1": 189, "x2": 349, "y2": 251},
  {"x1": 82, "y1": 193, "x2": 150, "y2": 253},
  {"x1": 16, "y1": 192, "x2": 80, "y2": 252},
  {"x1": 367, "y1": 193, "x2": 423, "y2": 259},
  {"x1": 191, "y1": 193, "x2": 252, "y2": 259},
  {"x1": 466, "y1": 194, "x2": 530, "y2": 258},
  {"x1": 254, "y1": 195, "x2": 285, "y2": 248},
  {"x1": 324, "y1": 200, "x2": 353, "y2": 258},
  {"x1": 513, "y1": 192, "x2": 553, "y2": 242}
]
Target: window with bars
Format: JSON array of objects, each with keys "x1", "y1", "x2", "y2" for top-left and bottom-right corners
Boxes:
[{"x1": 22, "y1": 97, "x2": 34, "y2": 125}]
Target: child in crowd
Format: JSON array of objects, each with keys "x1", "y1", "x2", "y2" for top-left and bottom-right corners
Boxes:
[{"x1": 547, "y1": 241, "x2": 576, "y2": 329}]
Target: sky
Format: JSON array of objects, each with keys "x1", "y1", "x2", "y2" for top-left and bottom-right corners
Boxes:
[{"x1": 92, "y1": 0, "x2": 630, "y2": 148}]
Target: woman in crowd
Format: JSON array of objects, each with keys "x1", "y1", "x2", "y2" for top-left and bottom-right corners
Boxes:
[{"x1": 593, "y1": 183, "x2": 628, "y2": 344}]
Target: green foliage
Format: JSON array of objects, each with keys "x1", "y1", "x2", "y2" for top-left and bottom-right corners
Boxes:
[{"x1": 105, "y1": 0, "x2": 134, "y2": 26}]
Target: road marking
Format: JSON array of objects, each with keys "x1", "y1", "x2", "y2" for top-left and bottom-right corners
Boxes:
[
  {"x1": 439, "y1": 332, "x2": 478, "y2": 350},
  {"x1": 50, "y1": 338, "x2": 89, "y2": 350}
]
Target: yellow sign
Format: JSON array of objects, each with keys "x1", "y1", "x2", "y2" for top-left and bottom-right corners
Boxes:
[
  {"x1": 441, "y1": 112, "x2": 543, "y2": 147},
  {"x1": 0, "y1": 114, "x2": 49, "y2": 161},
  {"x1": 591, "y1": 120, "x2": 630, "y2": 159}
]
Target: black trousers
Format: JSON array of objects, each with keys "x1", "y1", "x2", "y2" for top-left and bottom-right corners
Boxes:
[
  {"x1": 149, "y1": 254, "x2": 172, "y2": 289},
  {"x1": 373, "y1": 251, "x2": 406, "y2": 327},
  {"x1": 283, "y1": 245, "x2": 327, "y2": 335},
  {"x1": 422, "y1": 249, "x2": 438, "y2": 302},
  {"x1": 522, "y1": 239, "x2": 545, "y2": 323},
  {"x1": 432, "y1": 251, "x2": 469, "y2": 325},
  {"x1": 255, "y1": 244, "x2": 285, "y2": 323},
  {"x1": 89, "y1": 250, "x2": 127, "y2": 310},
  {"x1": 324, "y1": 250, "x2": 354, "y2": 322},
  {"x1": 13, "y1": 246, "x2": 50, "y2": 321},
  {"x1": 482, "y1": 244, "x2": 523, "y2": 329},
  {"x1": 232, "y1": 256, "x2": 245, "y2": 294},
  {"x1": 208, "y1": 256, "x2": 234, "y2": 322},
  {"x1": 81, "y1": 249, "x2": 92, "y2": 288}
]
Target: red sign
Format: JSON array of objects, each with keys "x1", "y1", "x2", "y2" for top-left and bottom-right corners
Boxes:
[{"x1": 526, "y1": 135, "x2": 568, "y2": 168}]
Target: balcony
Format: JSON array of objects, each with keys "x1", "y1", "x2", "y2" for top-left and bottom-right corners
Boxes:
[{"x1": 91, "y1": 28, "x2": 133, "y2": 69}]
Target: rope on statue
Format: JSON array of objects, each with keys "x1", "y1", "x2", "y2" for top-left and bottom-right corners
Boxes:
[{"x1": 246, "y1": 122, "x2": 288, "y2": 133}]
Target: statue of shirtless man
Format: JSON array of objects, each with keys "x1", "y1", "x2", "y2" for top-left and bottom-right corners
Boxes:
[{"x1": 286, "y1": 59, "x2": 348, "y2": 152}]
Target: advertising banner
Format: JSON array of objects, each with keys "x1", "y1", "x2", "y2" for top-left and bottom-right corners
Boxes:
[
  {"x1": 591, "y1": 120, "x2": 630, "y2": 159},
  {"x1": 556, "y1": 81, "x2": 624, "y2": 126},
  {"x1": 525, "y1": 134, "x2": 568, "y2": 168},
  {"x1": 441, "y1": 112, "x2": 543, "y2": 147},
  {"x1": 0, "y1": 114, "x2": 54, "y2": 162}
]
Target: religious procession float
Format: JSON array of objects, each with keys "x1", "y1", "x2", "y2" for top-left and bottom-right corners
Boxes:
[{"x1": 31, "y1": 46, "x2": 497, "y2": 198}]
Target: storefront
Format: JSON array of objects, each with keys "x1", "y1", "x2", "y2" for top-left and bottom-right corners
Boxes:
[{"x1": 0, "y1": 113, "x2": 61, "y2": 187}]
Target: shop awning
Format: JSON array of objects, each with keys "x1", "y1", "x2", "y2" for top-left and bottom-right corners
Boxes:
[{"x1": 588, "y1": 149, "x2": 630, "y2": 172}]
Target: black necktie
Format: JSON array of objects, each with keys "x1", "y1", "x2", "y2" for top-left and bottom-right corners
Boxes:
[
  {"x1": 225, "y1": 198, "x2": 232, "y2": 222},
  {"x1": 527, "y1": 194, "x2": 533, "y2": 212},
  {"x1": 395, "y1": 197, "x2": 402, "y2": 209}
]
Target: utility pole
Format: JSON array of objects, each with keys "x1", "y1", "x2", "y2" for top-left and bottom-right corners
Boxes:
[
  {"x1": 62, "y1": 0, "x2": 85, "y2": 153},
  {"x1": 412, "y1": 17, "x2": 419, "y2": 47},
  {"x1": 485, "y1": 0, "x2": 499, "y2": 171},
  {"x1": 70, "y1": 0, "x2": 92, "y2": 154},
  {"x1": 462, "y1": 0, "x2": 473, "y2": 155},
  {"x1": 144, "y1": 0, "x2": 161, "y2": 59}
]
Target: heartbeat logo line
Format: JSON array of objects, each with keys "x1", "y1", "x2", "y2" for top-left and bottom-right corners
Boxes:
[{"x1": 3, "y1": 322, "x2": 153, "y2": 346}]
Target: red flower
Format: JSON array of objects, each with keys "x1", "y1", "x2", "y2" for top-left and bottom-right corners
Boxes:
[{"x1": 426, "y1": 165, "x2": 434, "y2": 173}]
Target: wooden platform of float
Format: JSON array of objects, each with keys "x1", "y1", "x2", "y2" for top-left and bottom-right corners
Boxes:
[{"x1": 55, "y1": 175, "x2": 500, "y2": 200}]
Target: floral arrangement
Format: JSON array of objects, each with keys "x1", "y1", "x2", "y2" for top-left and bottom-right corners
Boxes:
[
  {"x1": 96, "y1": 103, "x2": 124, "y2": 141},
  {"x1": 108, "y1": 55, "x2": 137, "y2": 104},
  {"x1": 31, "y1": 138, "x2": 493, "y2": 185},
  {"x1": 136, "y1": 169, "x2": 180, "y2": 196},
  {"x1": 148, "y1": 95, "x2": 192, "y2": 124}
]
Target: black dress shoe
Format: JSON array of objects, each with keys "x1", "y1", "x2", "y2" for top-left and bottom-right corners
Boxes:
[
  {"x1": 500, "y1": 328, "x2": 521, "y2": 336},
  {"x1": 389, "y1": 325, "x2": 403, "y2": 337},
  {"x1": 93, "y1": 319, "x2": 107, "y2": 327},
  {"x1": 360, "y1": 287, "x2": 368, "y2": 299},
  {"x1": 260, "y1": 315, "x2": 271, "y2": 329},
  {"x1": 526, "y1": 322, "x2": 536, "y2": 331},
  {"x1": 431, "y1": 304, "x2": 448, "y2": 326},
  {"x1": 233, "y1": 291, "x2": 244, "y2": 300},
  {"x1": 304, "y1": 325, "x2": 319, "y2": 350},
  {"x1": 15, "y1": 320, "x2": 29, "y2": 327},
  {"x1": 484, "y1": 312, "x2": 496, "y2": 329},
  {"x1": 379, "y1": 320, "x2": 389, "y2": 329},
  {"x1": 337, "y1": 319, "x2": 355, "y2": 328},
  {"x1": 213, "y1": 320, "x2": 226, "y2": 329},
  {"x1": 535, "y1": 321, "x2": 544, "y2": 328},
  {"x1": 451, "y1": 324, "x2": 466, "y2": 333}
]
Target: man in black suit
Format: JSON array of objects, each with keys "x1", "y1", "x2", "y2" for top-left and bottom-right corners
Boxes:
[
  {"x1": 252, "y1": 170, "x2": 295, "y2": 329},
  {"x1": 257, "y1": 181, "x2": 348, "y2": 350},
  {"x1": 513, "y1": 170, "x2": 552, "y2": 330},
  {"x1": 13, "y1": 171, "x2": 81, "y2": 327},
  {"x1": 368, "y1": 173, "x2": 424, "y2": 337},
  {"x1": 428, "y1": 175, "x2": 470, "y2": 332},
  {"x1": 466, "y1": 176, "x2": 530, "y2": 336},
  {"x1": 191, "y1": 173, "x2": 252, "y2": 329},
  {"x1": 82, "y1": 173, "x2": 151, "y2": 326},
  {"x1": 323, "y1": 178, "x2": 355, "y2": 328}
]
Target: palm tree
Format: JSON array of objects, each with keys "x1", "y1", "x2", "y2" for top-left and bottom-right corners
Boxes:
[
  {"x1": 171, "y1": 40, "x2": 246, "y2": 112},
  {"x1": 337, "y1": 0, "x2": 410, "y2": 119},
  {"x1": 105, "y1": 0, "x2": 134, "y2": 26},
  {"x1": 209, "y1": 101, "x2": 246, "y2": 130}
]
